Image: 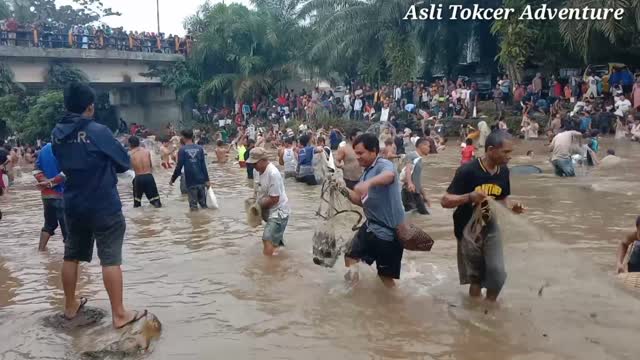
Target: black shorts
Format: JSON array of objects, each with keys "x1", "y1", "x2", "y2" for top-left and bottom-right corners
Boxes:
[
  {"x1": 64, "y1": 212, "x2": 126, "y2": 266},
  {"x1": 42, "y1": 198, "x2": 67, "y2": 240},
  {"x1": 296, "y1": 175, "x2": 318, "y2": 186},
  {"x1": 345, "y1": 224, "x2": 404, "y2": 279},
  {"x1": 344, "y1": 178, "x2": 359, "y2": 190},
  {"x1": 401, "y1": 188, "x2": 429, "y2": 215},
  {"x1": 133, "y1": 174, "x2": 162, "y2": 208}
]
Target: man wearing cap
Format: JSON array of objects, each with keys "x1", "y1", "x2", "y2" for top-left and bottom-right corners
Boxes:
[{"x1": 247, "y1": 147, "x2": 290, "y2": 256}]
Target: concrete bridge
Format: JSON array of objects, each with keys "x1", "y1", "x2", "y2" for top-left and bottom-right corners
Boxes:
[{"x1": 0, "y1": 46, "x2": 184, "y2": 130}]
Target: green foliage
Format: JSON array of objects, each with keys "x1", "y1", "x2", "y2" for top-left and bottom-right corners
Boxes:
[
  {"x1": 19, "y1": 91, "x2": 64, "y2": 143},
  {"x1": 46, "y1": 62, "x2": 89, "y2": 89},
  {"x1": 9, "y1": 0, "x2": 120, "y2": 27}
]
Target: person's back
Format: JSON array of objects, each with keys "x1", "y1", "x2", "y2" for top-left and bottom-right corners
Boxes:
[
  {"x1": 130, "y1": 143, "x2": 152, "y2": 175},
  {"x1": 52, "y1": 101, "x2": 129, "y2": 218},
  {"x1": 177, "y1": 143, "x2": 208, "y2": 186}
]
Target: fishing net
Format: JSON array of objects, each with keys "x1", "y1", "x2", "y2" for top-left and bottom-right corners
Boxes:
[{"x1": 312, "y1": 178, "x2": 363, "y2": 268}]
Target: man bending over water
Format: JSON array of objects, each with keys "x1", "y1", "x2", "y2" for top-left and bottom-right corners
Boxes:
[
  {"x1": 247, "y1": 147, "x2": 290, "y2": 256},
  {"x1": 52, "y1": 82, "x2": 145, "y2": 329},
  {"x1": 616, "y1": 216, "x2": 640, "y2": 273},
  {"x1": 441, "y1": 131, "x2": 524, "y2": 302},
  {"x1": 129, "y1": 136, "x2": 162, "y2": 208}
]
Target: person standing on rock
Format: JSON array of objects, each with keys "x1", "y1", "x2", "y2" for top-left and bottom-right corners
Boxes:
[
  {"x1": 52, "y1": 82, "x2": 146, "y2": 329},
  {"x1": 441, "y1": 131, "x2": 525, "y2": 302}
]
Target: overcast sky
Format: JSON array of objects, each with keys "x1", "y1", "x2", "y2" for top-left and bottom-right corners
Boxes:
[{"x1": 56, "y1": 0, "x2": 253, "y2": 35}]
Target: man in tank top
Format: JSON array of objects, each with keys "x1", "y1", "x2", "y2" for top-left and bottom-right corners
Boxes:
[{"x1": 278, "y1": 137, "x2": 297, "y2": 178}]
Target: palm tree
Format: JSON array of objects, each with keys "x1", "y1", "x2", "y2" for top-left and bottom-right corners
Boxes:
[
  {"x1": 187, "y1": 3, "x2": 299, "y2": 104},
  {"x1": 299, "y1": 0, "x2": 418, "y2": 84},
  {"x1": 558, "y1": 0, "x2": 640, "y2": 61}
]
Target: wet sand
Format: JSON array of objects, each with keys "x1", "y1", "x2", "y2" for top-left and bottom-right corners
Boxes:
[{"x1": 1, "y1": 138, "x2": 639, "y2": 359}]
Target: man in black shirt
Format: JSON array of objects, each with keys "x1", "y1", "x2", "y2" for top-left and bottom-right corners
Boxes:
[{"x1": 441, "y1": 131, "x2": 524, "y2": 302}]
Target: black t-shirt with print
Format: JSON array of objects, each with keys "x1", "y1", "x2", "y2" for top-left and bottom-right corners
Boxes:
[{"x1": 446, "y1": 158, "x2": 511, "y2": 239}]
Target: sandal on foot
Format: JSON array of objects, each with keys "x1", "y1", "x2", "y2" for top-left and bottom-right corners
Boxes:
[
  {"x1": 115, "y1": 309, "x2": 148, "y2": 329},
  {"x1": 63, "y1": 297, "x2": 88, "y2": 320}
]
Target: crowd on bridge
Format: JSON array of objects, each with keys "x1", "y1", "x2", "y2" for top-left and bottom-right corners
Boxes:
[{"x1": 0, "y1": 17, "x2": 192, "y2": 54}]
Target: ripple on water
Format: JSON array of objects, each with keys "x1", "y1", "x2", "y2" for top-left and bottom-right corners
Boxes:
[{"x1": 2, "y1": 140, "x2": 640, "y2": 359}]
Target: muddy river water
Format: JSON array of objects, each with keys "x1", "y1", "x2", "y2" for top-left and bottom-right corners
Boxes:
[{"x1": 1, "y1": 138, "x2": 639, "y2": 360}]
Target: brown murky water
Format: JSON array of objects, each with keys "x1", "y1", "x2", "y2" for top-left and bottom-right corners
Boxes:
[{"x1": 1, "y1": 138, "x2": 640, "y2": 360}]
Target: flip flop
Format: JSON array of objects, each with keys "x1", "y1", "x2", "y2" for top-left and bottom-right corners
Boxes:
[
  {"x1": 115, "y1": 309, "x2": 148, "y2": 330},
  {"x1": 63, "y1": 297, "x2": 88, "y2": 320}
]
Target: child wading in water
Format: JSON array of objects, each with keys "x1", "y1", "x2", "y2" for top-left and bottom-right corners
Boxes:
[{"x1": 461, "y1": 138, "x2": 475, "y2": 165}]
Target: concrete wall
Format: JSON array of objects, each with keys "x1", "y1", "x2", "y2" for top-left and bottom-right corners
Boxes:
[
  {"x1": 110, "y1": 86, "x2": 182, "y2": 131},
  {"x1": 0, "y1": 46, "x2": 185, "y2": 131}
]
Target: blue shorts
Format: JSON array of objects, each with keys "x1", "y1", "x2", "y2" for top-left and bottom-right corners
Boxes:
[{"x1": 262, "y1": 216, "x2": 289, "y2": 247}]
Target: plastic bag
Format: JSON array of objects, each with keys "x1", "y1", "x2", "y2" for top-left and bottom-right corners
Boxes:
[{"x1": 207, "y1": 187, "x2": 219, "y2": 209}]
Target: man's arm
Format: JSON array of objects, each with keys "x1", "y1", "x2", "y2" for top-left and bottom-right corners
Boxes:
[
  {"x1": 334, "y1": 147, "x2": 345, "y2": 168},
  {"x1": 170, "y1": 149, "x2": 184, "y2": 184},
  {"x1": 200, "y1": 148, "x2": 210, "y2": 185},
  {"x1": 617, "y1": 233, "x2": 635, "y2": 273},
  {"x1": 94, "y1": 127, "x2": 130, "y2": 173},
  {"x1": 404, "y1": 163, "x2": 415, "y2": 192}
]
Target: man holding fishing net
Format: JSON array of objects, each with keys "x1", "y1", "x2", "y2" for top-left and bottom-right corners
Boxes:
[
  {"x1": 340, "y1": 133, "x2": 406, "y2": 288},
  {"x1": 441, "y1": 131, "x2": 524, "y2": 302}
]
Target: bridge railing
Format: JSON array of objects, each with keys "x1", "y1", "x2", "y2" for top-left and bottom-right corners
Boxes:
[{"x1": 0, "y1": 30, "x2": 191, "y2": 55}]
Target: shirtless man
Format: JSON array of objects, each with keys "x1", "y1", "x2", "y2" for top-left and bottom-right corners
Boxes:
[
  {"x1": 7, "y1": 146, "x2": 19, "y2": 184},
  {"x1": 129, "y1": 136, "x2": 162, "y2": 208},
  {"x1": 160, "y1": 139, "x2": 173, "y2": 169},
  {"x1": 616, "y1": 216, "x2": 640, "y2": 273},
  {"x1": 334, "y1": 129, "x2": 363, "y2": 190},
  {"x1": 214, "y1": 140, "x2": 231, "y2": 163}
]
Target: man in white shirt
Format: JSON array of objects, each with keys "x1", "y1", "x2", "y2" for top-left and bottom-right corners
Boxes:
[
  {"x1": 247, "y1": 147, "x2": 290, "y2": 256},
  {"x1": 379, "y1": 101, "x2": 391, "y2": 122},
  {"x1": 615, "y1": 94, "x2": 632, "y2": 114},
  {"x1": 353, "y1": 97, "x2": 363, "y2": 121},
  {"x1": 549, "y1": 130, "x2": 582, "y2": 177},
  {"x1": 394, "y1": 85, "x2": 402, "y2": 107}
]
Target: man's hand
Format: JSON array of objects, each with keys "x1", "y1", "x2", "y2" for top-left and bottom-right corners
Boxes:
[
  {"x1": 407, "y1": 182, "x2": 416, "y2": 193},
  {"x1": 469, "y1": 190, "x2": 487, "y2": 204},
  {"x1": 205, "y1": 181, "x2": 211, "y2": 188},
  {"x1": 169, "y1": 180, "x2": 174, "y2": 186},
  {"x1": 617, "y1": 263, "x2": 627, "y2": 274},
  {"x1": 37, "y1": 181, "x2": 50, "y2": 190},
  {"x1": 354, "y1": 180, "x2": 371, "y2": 198},
  {"x1": 511, "y1": 203, "x2": 526, "y2": 214}
]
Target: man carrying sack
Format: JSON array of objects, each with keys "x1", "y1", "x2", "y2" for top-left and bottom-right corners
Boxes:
[{"x1": 441, "y1": 131, "x2": 524, "y2": 302}]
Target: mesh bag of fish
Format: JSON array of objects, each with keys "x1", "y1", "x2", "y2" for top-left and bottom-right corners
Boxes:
[{"x1": 312, "y1": 179, "x2": 363, "y2": 268}]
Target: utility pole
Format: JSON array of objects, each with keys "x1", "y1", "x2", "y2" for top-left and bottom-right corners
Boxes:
[{"x1": 156, "y1": 0, "x2": 161, "y2": 34}]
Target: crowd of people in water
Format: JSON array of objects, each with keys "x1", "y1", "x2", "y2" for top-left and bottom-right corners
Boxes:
[
  {"x1": 1, "y1": 70, "x2": 640, "y2": 332},
  {"x1": 0, "y1": 17, "x2": 192, "y2": 54}
]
